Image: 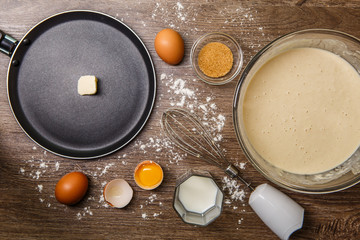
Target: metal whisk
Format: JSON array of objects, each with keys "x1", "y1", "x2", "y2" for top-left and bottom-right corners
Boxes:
[{"x1": 161, "y1": 108, "x2": 254, "y2": 191}]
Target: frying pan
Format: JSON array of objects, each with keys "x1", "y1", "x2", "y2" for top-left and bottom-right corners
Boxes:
[{"x1": 0, "y1": 10, "x2": 156, "y2": 159}]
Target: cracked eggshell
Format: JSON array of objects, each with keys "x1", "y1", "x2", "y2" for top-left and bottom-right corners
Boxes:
[{"x1": 103, "y1": 179, "x2": 133, "y2": 208}]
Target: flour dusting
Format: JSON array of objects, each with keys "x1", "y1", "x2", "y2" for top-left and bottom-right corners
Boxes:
[
  {"x1": 162, "y1": 73, "x2": 226, "y2": 142},
  {"x1": 222, "y1": 176, "x2": 246, "y2": 202},
  {"x1": 140, "y1": 193, "x2": 164, "y2": 220},
  {"x1": 135, "y1": 72, "x2": 227, "y2": 166}
]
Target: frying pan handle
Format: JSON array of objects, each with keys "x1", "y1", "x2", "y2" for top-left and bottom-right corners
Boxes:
[{"x1": 0, "y1": 30, "x2": 18, "y2": 56}]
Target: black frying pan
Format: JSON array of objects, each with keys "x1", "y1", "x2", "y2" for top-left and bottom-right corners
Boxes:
[{"x1": 0, "y1": 10, "x2": 156, "y2": 159}]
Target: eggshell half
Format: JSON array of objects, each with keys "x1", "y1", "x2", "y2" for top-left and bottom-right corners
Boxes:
[{"x1": 103, "y1": 179, "x2": 133, "y2": 208}]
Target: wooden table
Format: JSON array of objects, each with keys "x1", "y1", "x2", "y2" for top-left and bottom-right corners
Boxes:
[{"x1": 1, "y1": 0, "x2": 359, "y2": 239}]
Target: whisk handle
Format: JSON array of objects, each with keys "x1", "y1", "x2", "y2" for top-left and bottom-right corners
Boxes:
[
  {"x1": 225, "y1": 164, "x2": 254, "y2": 191},
  {"x1": 225, "y1": 164, "x2": 239, "y2": 177}
]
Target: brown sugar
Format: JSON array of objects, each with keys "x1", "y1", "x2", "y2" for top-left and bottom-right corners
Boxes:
[{"x1": 198, "y1": 42, "x2": 233, "y2": 78}]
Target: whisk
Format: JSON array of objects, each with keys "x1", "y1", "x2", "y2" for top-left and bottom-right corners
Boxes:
[
  {"x1": 161, "y1": 107, "x2": 254, "y2": 191},
  {"x1": 161, "y1": 108, "x2": 304, "y2": 240}
]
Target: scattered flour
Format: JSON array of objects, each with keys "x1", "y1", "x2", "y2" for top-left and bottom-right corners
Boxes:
[
  {"x1": 235, "y1": 162, "x2": 247, "y2": 170},
  {"x1": 134, "y1": 136, "x2": 187, "y2": 165},
  {"x1": 147, "y1": 194, "x2": 157, "y2": 204},
  {"x1": 140, "y1": 193, "x2": 163, "y2": 220},
  {"x1": 85, "y1": 162, "x2": 116, "y2": 178},
  {"x1": 152, "y1": 2, "x2": 196, "y2": 30},
  {"x1": 161, "y1": 73, "x2": 226, "y2": 143},
  {"x1": 19, "y1": 157, "x2": 50, "y2": 180},
  {"x1": 222, "y1": 176, "x2": 246, "y2": 202},
  {"x1": 117, "y1": 154, "x2": 128, "y2": 165},
  {"x1": 37, "y1": 184, "x2": 43, "y2": 193},
  {"x1": 99, "y1": 181, "x2": 110, "y2": 208},
  {"x1": 76, "y1": 207, "x2": 93, "y2": 220},
  {"x1": 236, "y1": 217, "x2": 245, "y2": 230},
  {"x1": 99, "y1": 163, "x2": 115, "y2": 177},
  {"x1": 176, "y1": 2, "x2": 184, "y2": 11},
  {"x1": 55, "y1": 162, "x2": 60, "y2": 171},
  {"x1": 222, "y1": 170, "x2": 249, "y2": 227}
]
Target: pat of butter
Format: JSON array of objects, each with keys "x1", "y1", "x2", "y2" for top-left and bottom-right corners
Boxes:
[{"x1": 78, "y1": 75, "x2": 98, "y2": 95}]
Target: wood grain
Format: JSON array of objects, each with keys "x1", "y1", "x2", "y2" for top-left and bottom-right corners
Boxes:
[
  {"x1": 317, "y1": 213, "x2": 360, "y2": 239},
  {"x1": 1, "y1": 0, "x2": 360, "y2": 239}
]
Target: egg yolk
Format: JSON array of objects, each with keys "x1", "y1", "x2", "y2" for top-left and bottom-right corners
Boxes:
[{"x1": 134, "y1": 161, "x2": 163, "y2": 189}]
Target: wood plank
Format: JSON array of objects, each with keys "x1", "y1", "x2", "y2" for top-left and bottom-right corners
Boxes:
[{"x1": 0, "y1": 0, "x2": 360, "y2": 239}]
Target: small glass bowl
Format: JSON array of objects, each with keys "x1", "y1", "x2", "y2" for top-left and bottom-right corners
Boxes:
[{"x1": 190, "y1": 32, "x2": 243, "y2": 85}]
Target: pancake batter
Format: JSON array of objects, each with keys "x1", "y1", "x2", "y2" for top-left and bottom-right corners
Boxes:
[{"x1": 243, "y1": 48, "x2": 360, "y2": 174}]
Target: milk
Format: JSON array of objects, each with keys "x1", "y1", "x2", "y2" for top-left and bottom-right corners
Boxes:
[{"x1": 178, "y1": 175, "x2": 218, "y2": 213}]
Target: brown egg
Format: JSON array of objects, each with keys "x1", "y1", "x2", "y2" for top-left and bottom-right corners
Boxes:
[
  {"x1": 155, "y1": 29, "x2": 184, "y2": 65},
  {"x1": 55, "y1": 172, "x2": 88, "y2": 205}
]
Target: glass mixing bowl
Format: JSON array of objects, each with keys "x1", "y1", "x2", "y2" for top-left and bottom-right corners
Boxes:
[{"x1": 233, "y1": 29, "x2": 360, "y2": 194}]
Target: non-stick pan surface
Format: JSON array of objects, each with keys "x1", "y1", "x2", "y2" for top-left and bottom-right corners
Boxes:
[{"x1": 7, "y1": 10, "x2": 156, "y2": 159}]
